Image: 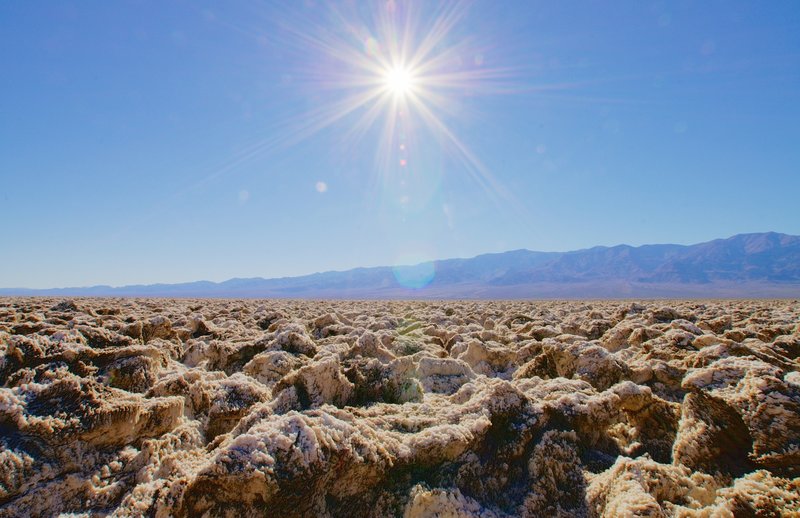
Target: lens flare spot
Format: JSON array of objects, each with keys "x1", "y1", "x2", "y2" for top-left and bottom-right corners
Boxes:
[
  {"x1": 364, "y1": 37, "x2": 379, "y2": 57},
  {"x1": 392, "y1": 260, "x2": 435, "y2": 289},
  {"x1": 315, "y1": 181, "x2": 328, "y2": 193}
]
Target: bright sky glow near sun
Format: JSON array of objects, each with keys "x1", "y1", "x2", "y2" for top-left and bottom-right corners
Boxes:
[{"x1": 1, "y1": 1, "x2": 799, "y2": 288}]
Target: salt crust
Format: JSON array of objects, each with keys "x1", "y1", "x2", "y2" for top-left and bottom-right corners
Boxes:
[{"x1": 0, "y1": 298, "x2": 798, "y2": 516}]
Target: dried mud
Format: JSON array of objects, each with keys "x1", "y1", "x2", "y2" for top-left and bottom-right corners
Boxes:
[{"x1": 1, "y1": 298, "x2": 798, "y2": 517}]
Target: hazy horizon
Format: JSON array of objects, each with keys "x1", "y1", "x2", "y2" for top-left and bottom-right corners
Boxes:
[
  {"x1": 9, "y1": 231, "x2": 782, "y2": 289},
  {"x1": 5, "y1": 231, "x2": 799, "y2": 290},
  {"x1": 3, "y1": 231, "x2": 798, "y2": 294},
  {"x1": 2, "y1": 1, "x2": 799, "y2": 289}
]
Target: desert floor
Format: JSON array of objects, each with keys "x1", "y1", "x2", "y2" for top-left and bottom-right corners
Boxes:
[{"x1": 1, "y1": 298, "x2": 798, "y2": 516}]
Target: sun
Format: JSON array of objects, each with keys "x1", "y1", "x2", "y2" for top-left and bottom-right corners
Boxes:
[
  {"x1": 384, "y1": 64, "x2": 416, "y2": 96},
  {"x1": 239, "y1": 2, "x2": 520, "y2": 210}
]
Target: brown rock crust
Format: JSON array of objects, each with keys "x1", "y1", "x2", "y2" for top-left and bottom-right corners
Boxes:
[{"x1": 1, "y1": 298, "x2": 798, "y2": 516}]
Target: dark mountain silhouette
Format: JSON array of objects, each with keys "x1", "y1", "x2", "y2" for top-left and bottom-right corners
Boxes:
[{"x1": 2, "y1": 233, "x2": 798, "y2": 298}]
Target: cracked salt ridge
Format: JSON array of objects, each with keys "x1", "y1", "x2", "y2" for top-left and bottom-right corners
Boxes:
[{"x1": 0, "y1": 298, "x2": 798, "y2": 517}]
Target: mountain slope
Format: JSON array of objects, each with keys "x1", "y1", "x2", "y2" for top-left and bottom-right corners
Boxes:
[{"x1": 2, "y1": 232, "x2": 799, "y2": 298}]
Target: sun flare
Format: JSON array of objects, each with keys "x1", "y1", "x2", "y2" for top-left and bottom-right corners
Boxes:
[
  {"x1": 384, "y1": 65, "x2": 416, "y2": 96},
  {"x1": 243, "y1": 2, "x2": 520, "y2": 210}
]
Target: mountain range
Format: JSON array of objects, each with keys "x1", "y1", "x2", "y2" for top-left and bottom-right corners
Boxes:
[{"x1": 2, "y1": 232, "x2": 799, "y2": 299}]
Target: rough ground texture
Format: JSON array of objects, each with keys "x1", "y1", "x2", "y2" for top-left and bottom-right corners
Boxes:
[{"x1": 1, "y1": 298, "x2": 798, "y2": 517}]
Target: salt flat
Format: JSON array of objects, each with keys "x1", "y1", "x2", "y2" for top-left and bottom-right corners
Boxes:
[{"x1": 1, "y1": 298, "x2": 798, "y2": 516}]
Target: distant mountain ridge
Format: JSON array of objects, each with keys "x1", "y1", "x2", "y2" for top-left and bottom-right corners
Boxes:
[{"x1": 3, "y1": 232, "x2": 799, "y2": 299}]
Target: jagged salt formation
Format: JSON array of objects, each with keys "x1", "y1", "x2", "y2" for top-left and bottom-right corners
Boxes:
[{"x1": 0, "y1": 298, "x2": 798, "y2": 517}]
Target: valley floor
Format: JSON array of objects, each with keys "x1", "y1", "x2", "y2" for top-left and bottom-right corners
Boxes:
[{"x1": 1, "y1": 298, "x2": 798, "y2": 516}]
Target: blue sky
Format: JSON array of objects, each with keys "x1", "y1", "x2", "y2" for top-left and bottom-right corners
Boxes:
[{"x1": 1, "y1": 1, "x2": 798, "y2": 288}]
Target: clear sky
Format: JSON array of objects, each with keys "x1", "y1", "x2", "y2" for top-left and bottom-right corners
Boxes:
[{"x1": 1, "y1": 1, "x2": 799, "y2": 288}]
